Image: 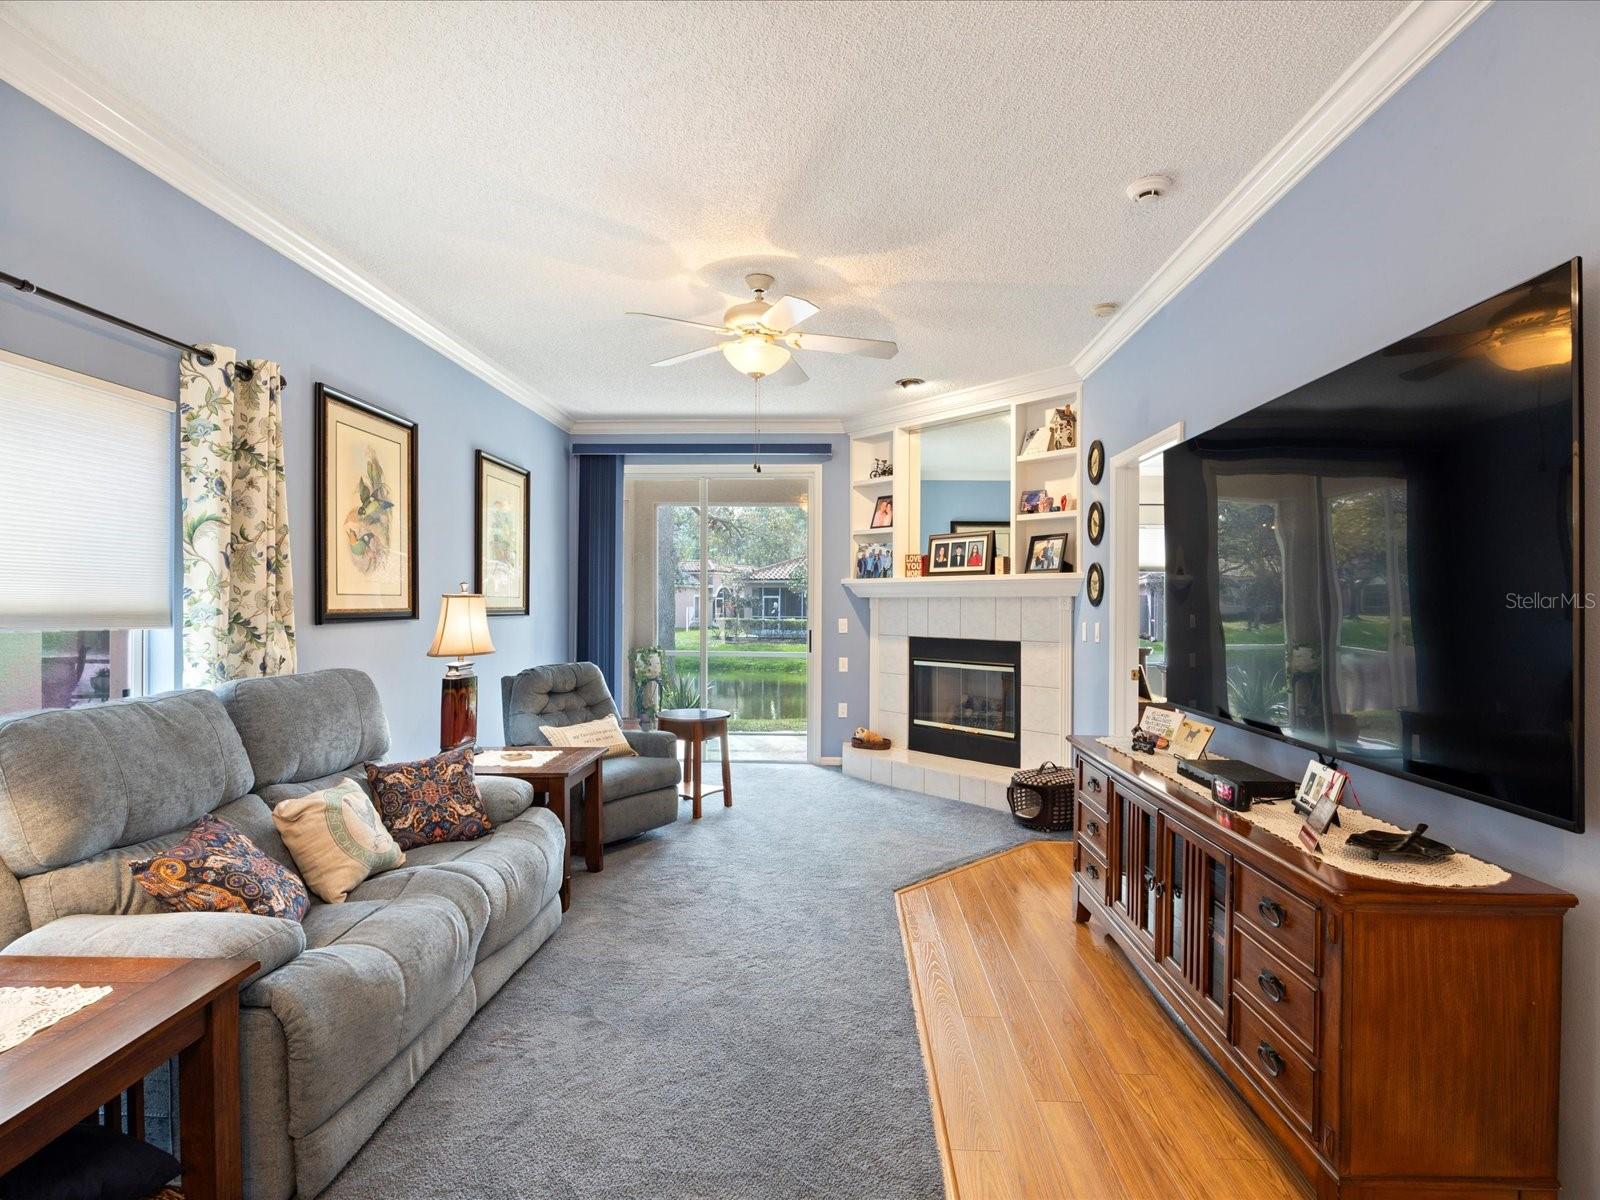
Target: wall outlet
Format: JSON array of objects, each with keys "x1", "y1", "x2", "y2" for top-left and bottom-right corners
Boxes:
[
  {"x1": 837, "y1": 702, "x2": 848, "y2": 719},
  {"x1": 836, "y1": 617, "x2": 848, "y2": 634},
  {"x1": 837, "y1": 656, "x2": 849, "y2": 673}
]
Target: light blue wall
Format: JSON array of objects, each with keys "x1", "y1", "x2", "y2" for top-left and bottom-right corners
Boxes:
[
  {"x1": 575, "y1": 433, "x2": 869, "y2": 757},
  {"x1": 1074, "y1": 4, "x2": 1600, "y2": 1189},
  {"x1": 918, "y1": 480, "x2": 1010, "y2": 550},
  {"x1": 0, "y1": 82, "x2": 571, "y2": 757}
]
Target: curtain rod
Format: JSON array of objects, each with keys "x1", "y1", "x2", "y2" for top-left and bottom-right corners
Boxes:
[{"x1": 1, "y1": 269, "x2": 283, "y2": 386}]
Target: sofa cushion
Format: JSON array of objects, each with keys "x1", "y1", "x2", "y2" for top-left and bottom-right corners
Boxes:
[
  {"x1": 601, "y1": 754, "x2": 682, "y2": 800},
  {"x1": 3, "y1": 911, "x2": 304, "y2": 983},
  {"x1": 501, "y1": 662, "x2": 616, "y2": 746},
  {"x1": 473, "y1": 775, "x2": 536, "y2": 824},
  {"x1": 272, "y1": 779, "x2": 404, "y2": 903},
  {"x1": 357, "y1": 807, "x2": 563, "y2": 959},
  {"x1": 365, "y1": 748, "x2": 492, "y2": 851},
  {"x1": 130, "y1": 815, "x2": 309, "y2": 922},
  {"x1": 216, "y1": 669, "x2": 388, "y2": 788},
  {"x1": 0, "y1": 689, "x2": 253, "y2": 878},
  {"x1": 243, "y1": 868, "x2": 487, "y2": 1135}
]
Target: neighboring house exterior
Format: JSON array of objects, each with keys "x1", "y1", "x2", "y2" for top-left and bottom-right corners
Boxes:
[{"x1": 676, "y1": 556, "x2": 807, "y2": 634}]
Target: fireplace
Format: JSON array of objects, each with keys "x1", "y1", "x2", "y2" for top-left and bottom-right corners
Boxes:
[{"x1": 908, "y1": 636, "x2": 1021, "y2": 767}]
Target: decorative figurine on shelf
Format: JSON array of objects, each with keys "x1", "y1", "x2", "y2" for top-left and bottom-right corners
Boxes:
[
  {"x1": 629, "y1": 645, "x2": 665, "y2": 731},
  {"x1": 869, "y1": 457, "x2": 893, "y2": 479},
  {"x1": 1048, "y1": 405, "x2": 1077, "y2": 450},
  {"x1": 1059, "y1": 494, "x2": 1073, "y2": 512},
  {"x1": 1347, "y1": 824, "x2": 1456, "y2": 863},
  {"x1": 903, "y1": 553, "x2": 925, "y2": 577},
  {"x1": 851, "y1": 727, "x2": 892, "y2": 750}
]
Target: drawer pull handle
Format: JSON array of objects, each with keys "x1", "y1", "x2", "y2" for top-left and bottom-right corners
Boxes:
[
  {"x1": 1087, "y1": 777, "x2": 1102, "y2": 793},
  {"x1": 1086, "y1": 862, "x2": 1100, "y2": 882},
  {"x1": 1257, "y1": 1042, "x2": 1285, "y2": 1079},
  {"x1": 1257, "y1": 897, "x2": 1287, "y2": 928},
  {"x1": 1257, "y1": 970, "x2": 1287, "y2": 1004},
  {"x1": 1086, "y1": 819, "x2": 1101, "y2": 837}
]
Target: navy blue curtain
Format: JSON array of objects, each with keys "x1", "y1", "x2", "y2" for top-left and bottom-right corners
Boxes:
[{"x1": 576, "y1": 454, "x2": 624, "y2": 699}]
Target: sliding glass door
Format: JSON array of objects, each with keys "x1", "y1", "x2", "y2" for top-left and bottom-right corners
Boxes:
[{"x1": 622, "y1": 469, "x2": 816, "y2": 763}]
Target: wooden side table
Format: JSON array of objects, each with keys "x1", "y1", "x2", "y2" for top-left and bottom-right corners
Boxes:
[
  {"x1": 475, "y1": 745, "x2": 608, "y2": 905},
  {"x1": 0, "y1": 956, "x2": 257, "y2": 1200},
  {"x1": 656, "y1": 708, "x2": 733, "y2": 820}
]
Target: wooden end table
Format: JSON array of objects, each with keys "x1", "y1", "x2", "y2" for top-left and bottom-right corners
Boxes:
[
  {"x1": 475, "y1": 745, "x2": 607, "y2": 906},
  {"x1": 656, "y1": 708, "x2": 733, "y2": 820},
  {"x1": 0, "y1": 956, "x2": 257, "y2": 1200}
]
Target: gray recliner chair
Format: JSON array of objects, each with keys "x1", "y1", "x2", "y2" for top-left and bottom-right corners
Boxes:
[{"x1": 502, "y1": 662, "x2": 681, "y2": 846}]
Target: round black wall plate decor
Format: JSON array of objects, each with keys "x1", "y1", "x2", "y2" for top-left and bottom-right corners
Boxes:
[
  {"x1": 1087, "y1": 500, "x2": 1105, "y2": 546},
  {"x1": 1086, "y1": 439, "x2": 1105, "y2": 485},
  {"x1": 1086, "y1": 562, "x2": 1104, "y2": 606}
]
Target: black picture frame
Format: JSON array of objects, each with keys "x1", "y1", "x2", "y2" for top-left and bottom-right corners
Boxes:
[
  {"x1": 475, "y1": 451, "x2": 531, "y2": 616},
  {"x1": 1087, "y1": 500, "x2": 1105, "y2": 546},
  {"x1": 1024, "y1": 533, "x2": 1070, "y2": 574},
  {"x1": 870, "y1": 494, "x2": 894, "y2": 528},
  {"x1": 314, "y1": 383, "x2": 419, "y2": 624},
  {"x1": 1086, "y1": 561, "x2": 1105, "y2": 606},
  {"x1": 1086, "y1": 439, "x2": 1105, "y2": 485},
  {"x1": 951, "y1": 519, "x2": 1009, "y2": 558},
  {"x1": 927, "y1": 530, "x2": 994, "y2": 576}
]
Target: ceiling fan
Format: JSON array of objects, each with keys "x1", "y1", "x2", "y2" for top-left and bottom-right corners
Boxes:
[
  {"x1": 629, "y1": 273, "x2": 897, "y2": 381},
  {"x1": 1382, "y1": 281, "x2": 1572, "y2": 381}
]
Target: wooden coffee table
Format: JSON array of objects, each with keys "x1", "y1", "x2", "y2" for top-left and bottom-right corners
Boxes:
[
  {"x1": 475, "y1": 745, "x2": 607, "y2": 906},
  {"x1": 0, "y1": 956, "x2": 257, "y2": 1200},
  {"x1": 657, "y1": 708, "x2": 733, "y2": 820}
]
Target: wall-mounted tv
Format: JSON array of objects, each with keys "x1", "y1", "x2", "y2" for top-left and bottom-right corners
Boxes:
[{"x1": 1163, "y1": 259, "x2": 1583, "y2": 830}]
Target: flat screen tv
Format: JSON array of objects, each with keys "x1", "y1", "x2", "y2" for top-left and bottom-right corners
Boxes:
[{"x1": 1163, "y1": 260, "x2": 1583, "y2": 830}]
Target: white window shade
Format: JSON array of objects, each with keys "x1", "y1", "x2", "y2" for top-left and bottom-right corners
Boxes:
[{"x1": 0, "y1": 351, "x2": 174, "y2": 630}]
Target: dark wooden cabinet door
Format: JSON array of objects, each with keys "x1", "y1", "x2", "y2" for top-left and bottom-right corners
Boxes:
[
  {"x1": 1155, "y1": 820, "x2": 1231, "y2": 1033},
  {"x1": 1112, "y1": 790, "x2": 1160, "y2": 956}
]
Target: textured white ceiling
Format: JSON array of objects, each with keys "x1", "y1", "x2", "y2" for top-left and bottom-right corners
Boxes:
[{"x1": 2, "y1": 0, "x2": 1405, "y2": 422}]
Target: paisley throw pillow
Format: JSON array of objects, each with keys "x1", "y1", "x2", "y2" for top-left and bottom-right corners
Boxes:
[
  {"x1": 364, "y1": 746, "x2": 493, "y2": 850},
  {"x1": 130, "y1": 814, "x2": 309, "y2": 921}
]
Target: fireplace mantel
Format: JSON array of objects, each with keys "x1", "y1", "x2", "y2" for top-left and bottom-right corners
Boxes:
[{"x1": 841, "y1": 574, "x2": 1081, "y2": 599}]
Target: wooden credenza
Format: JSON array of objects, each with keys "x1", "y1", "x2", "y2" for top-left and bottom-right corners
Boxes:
[{"x1": 1068, "y1": 736, "x2": 1576, "y2": 1200}]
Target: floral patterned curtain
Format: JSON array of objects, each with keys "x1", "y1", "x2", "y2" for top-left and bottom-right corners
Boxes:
[{"x1": 179, "y1": 345, "x2": 296, "y2": 686}]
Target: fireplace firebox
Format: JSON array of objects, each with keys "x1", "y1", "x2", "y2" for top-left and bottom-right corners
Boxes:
[{"x1": 908, "y1": 636, "x2": 1021, "y2": 767}]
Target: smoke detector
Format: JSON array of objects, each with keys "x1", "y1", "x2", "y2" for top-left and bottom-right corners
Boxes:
[
  {"x1": 1125, "y1": 174, "x2": 1172, "y2": 206},
  {"x1": 1091, "y1": 302, "x2": 1120, "y2": 319},
  {"x1": 895, "y1": 377, "x2": 925, "y2": 389}
]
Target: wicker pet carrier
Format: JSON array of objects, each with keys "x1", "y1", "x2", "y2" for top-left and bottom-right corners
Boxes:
[{"x1": 1006, "y1": 762, "x2": 1075, "y2": 832}]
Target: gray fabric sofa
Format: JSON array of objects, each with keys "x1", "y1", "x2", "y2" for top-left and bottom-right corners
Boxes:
[
  {"x1": 0, "y1": 668, "x2": 564, "y2": 1199},
  {"x1": 502, "y1": 662, "x2": 680, "y2": 844}
]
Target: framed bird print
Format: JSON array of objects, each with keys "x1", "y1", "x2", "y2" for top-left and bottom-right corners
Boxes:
[
  {"x1": 315, "y1": 384, "x2": 418, "y2": 623},
  {"x1": 1087, "y1": 500, "x2": 1105, "y2": 545},
  {"x1": 1086, "y1": 562, "x2": 1105, "y2": 606},
  {"x1": 1086, "y1": 439, "x2": 1105, "y2": 485},
  {"x1": 476, "y1": 451, "x2": 530, "y2": 615}
]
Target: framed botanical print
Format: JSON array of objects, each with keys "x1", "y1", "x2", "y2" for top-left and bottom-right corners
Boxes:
[
  {"x1": 476, "y1": 451, "x2": 530, "y2": 615},
  {"x1": 315, "y1": 384, "x2": 418, "y2": 623}
]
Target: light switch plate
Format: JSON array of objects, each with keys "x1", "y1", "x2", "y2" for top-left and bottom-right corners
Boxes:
[
  {"x1": 837, "y1": 702, "x2": 848, "y2": 718},
  {"x1": 1094, "y1": 622, "x2": 1101, "y2": 643},
  {"x1": 837, "y1": 656, "x2": 848, "y2": 673},
  {"x1": 1080, "y1": 621, "x2": 1088, "y2": 641},
  {"x1": 836, "y1": 617, "x2": 848, "y2": 634}
]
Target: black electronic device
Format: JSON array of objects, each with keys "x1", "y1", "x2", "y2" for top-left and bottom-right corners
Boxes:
[{"x1": 1176, "y1": 757, "x2": 1298, "y2": 812}]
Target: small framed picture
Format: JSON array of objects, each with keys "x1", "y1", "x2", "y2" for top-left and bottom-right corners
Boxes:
[
  {"x1": 870, "y1": 495, "x2": 894, "y2": 529},
  {"x1": 1018, "y1": 488, "x2": 1049, "y2": 514},
  {"x1": 1170, "y1": 715, "x2": 1215, "y2": 760},
  {"x1": 475, "y1": 451, "x2": 529, "y2": 615},
  {"x1": 1294, "y1": 761, "x2": 1347, "y2": 817},
  {"x1": 1018, "y1": 425, "x2": 1051, "y2": 457},
  {"x1": 927, "y1": 530, "x2": 994, "y2": 576},
  {"x1": 855, "y1": 541, "x2": 893, "y2": 579},
  {"x1": 1025, "y1": 533, "x2": 1069, "y2": 573}
]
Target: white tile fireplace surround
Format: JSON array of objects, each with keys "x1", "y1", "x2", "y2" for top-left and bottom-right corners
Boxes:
[{"x1": 842, "y1": 581, "x2": 1075, "y2": 808}]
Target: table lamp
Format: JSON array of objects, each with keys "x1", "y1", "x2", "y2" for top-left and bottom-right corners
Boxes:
[{"x1": 427, "y1": 582, "x2": 495, "y2": 750}]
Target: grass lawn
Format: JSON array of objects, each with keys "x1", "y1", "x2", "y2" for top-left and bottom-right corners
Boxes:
[
  {"x1": 1338, "y1": 616, "x2": 1411, "y2": 650},
  {"x1": 672, "y1": 629, "x2": 807, "y2": 653},
  {"x1": 1222, "y1": 619, "x2": 1284, "y2": 645}
]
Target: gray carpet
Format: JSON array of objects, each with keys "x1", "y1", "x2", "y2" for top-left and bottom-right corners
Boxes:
[{"x1": 322, "y1": 764, "x2": 1042, "y2": 1200}]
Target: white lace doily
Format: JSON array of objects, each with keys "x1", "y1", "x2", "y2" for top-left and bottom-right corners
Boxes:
[
  {"x1": 1094, "y1": 738, "x2": 1510, "y2": 889},
  {"x1": 0, "y1": 984, "x2": 113, "y2": 1053}
]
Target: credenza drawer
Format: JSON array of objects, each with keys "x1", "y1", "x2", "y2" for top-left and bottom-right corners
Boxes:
[
  {"x1": 1233, "y1": 995, "x2": 1317, "y2": 1134},
  {"x1": 1077, "y1": 757, "x2": 1111, "y2": 815},
  {"x1": 1238, "y1": 864, "x2": 1320, "y2": 976},
  {"x1": 1074, "y1": 797, "x2": 1110, "y2": 859},
  {"x1": 1235, "y1": 928, "x2": 1317, "y2": 1056},
  {"x1": 1076, "y1": 842, "x2": 1110, "y2": 903}
]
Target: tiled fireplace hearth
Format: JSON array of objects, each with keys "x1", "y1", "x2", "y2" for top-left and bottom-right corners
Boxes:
[{"x1": 842, "y1": 585, "x2": 1074, "y2": 810}]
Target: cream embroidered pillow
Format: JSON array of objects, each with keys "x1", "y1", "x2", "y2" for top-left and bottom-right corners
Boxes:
[
  {"x1": 540, "y1": 715, "x2": 637, "y2": 758},
  {"x1": 272, "y1": 778, "x2": 405, "y2": 903}
]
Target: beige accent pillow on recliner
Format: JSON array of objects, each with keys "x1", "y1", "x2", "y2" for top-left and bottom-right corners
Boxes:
[
  {"x1": 272, "y1": 778, "x2": 405, "y2": 903},
  {"x1": 540, "y1": 715, "x2": 637, "y2": 758}
]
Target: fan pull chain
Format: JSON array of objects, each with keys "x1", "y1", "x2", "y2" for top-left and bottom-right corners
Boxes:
[{"x1": 753, "y1": 373, "x2": 763, "y2": 473}]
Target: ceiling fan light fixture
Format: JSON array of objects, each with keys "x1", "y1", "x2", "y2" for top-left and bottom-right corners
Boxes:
[{"x1": 722, "y1": 335, "x2": 791, "y2": 379}]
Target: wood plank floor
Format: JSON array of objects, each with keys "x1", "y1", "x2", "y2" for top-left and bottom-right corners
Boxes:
[{"x1": 897, "y1": 840, "x2": 1312, "y2": 1200}]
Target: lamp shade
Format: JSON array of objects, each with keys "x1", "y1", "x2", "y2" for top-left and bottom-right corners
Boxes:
[
  {"x1": 721, "y1": 335, "x2": 791, "y2": 379},
  {"x1": 427, "y1": 587, "x2": 495, "y2": 658}
]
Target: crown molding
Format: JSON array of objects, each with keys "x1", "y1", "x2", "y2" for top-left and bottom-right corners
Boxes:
[
  {"x1": 568, "y1": 416, "x2": 845, "y2": 437},
  {"x1": 1070, "y1": 0, "x2": 1490, "y2": 380},
  {"x1": 0, "y1": 16, "x2": 574, "y2": 430},
  {"x1": 845, "y1": 363, "x2": 1080, "y2": 436}
]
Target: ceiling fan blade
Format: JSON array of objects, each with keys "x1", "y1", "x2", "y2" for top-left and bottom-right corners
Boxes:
[
  {"x1": 772, "y1": 358, "x2": 810, "y2": 386},
  {"x1": 627, "y1": 312, "x2": 733, "y2": 335},
  {"x1": 762, "y1": 295, "x2": 819, "y2": 334},
  {"x1": 788, "y1": 331, "x2": 898, "y2": 359},
  {"x1": 651, "y1": 345, "x2": 723, "y2": 367}
]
